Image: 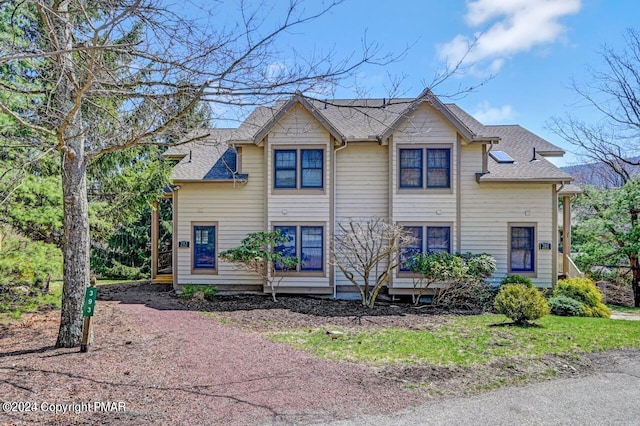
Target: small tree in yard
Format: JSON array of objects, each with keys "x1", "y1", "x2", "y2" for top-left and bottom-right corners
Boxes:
[
  {"x1": 332, "y1": 218, "x2": 415, "y2": 308},
  {"x1": 549, "y1": 28, "x2": 640, "y2": 307},
  {"x1": 219, "y1": 230, "x2": 300, "y2": 302}
]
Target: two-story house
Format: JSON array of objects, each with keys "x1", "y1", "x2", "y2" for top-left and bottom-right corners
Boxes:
[{"x1": 151, "y1": 89, "x2": 580, "y2": 296}]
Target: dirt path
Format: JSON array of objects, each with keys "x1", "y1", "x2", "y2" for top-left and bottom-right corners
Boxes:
[{"x1": 0, "y1": 298, "x2": 422, "y2": 425}]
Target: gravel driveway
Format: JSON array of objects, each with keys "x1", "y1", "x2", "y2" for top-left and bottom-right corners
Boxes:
[{"x1": 1, "y1": 297, "x2": 423, "y2": 425}]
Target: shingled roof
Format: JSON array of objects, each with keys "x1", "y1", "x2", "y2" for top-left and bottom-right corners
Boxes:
[
  {"x1": 165, "y1": 93, "x2": 573, "y2": 183},
  {"x1": 444, "y1": 104, "x2": 571, "y2": 182},
  {"x1": 165, "y1": 129, "x2": 247, "y2": 182}
]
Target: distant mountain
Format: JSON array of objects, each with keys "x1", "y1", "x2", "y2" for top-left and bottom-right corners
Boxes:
[{"x1": 562, "y1": 157, "x2": 640, "y2": 188}]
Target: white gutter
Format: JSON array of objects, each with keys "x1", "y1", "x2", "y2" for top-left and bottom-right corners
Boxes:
[{"x1": 332, "y1": 139, "x2": 348, "y2": 299}]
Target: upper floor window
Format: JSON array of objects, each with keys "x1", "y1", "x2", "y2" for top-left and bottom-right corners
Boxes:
[
  {"x1": 399, "y1": 147, "x2": 451, "y2": 189},
  {"x1": 399, "y1": 225, "x2": 451, "y2": 272},
  {"x1": 510, "y1": 225, "x2": 535, "y2": 273},
  {"x1": 274, "y1": 150, "x2": 297, "y2": 188},
  {"x1": 274, "y1": 148, "x2": 324, "y2": 190},
  {"x1": 274, "y1": 225, "x2": 324, "y2": 272}
]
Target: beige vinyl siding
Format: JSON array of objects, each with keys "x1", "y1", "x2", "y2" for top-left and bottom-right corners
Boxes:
[
  {"x1": 335, "y1": 143, "x2": 389, "y2": 289},
  {"x1": 391, "y1": 104, "x2": 458, "y2": 224},
  {"x1": 459, "y1": 144, "x2": 555, "y2": 288},
  {"x1": 175, "y1": 145, "x2": 264, "y2": 286},
  {"x1": 391, "y1": 104, "x2": 460, "y2": 290},
  {"x1": 266, "y1": 104, "x2": 331, "y2": 289}
]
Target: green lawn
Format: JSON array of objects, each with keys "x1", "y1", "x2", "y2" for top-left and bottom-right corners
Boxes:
[{"x1": 269, "y1": 314, "x2": 640, "y2": 366}]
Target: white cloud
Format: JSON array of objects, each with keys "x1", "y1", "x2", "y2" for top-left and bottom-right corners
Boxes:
[
  {"x1": 437, "y1": 0, "x2": 581, "y2": 73},
  {"x1": 472, "y1": 101, "x2": 515, "y2": 123}
]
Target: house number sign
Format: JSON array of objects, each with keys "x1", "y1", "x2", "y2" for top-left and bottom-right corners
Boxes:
[
  {"x1": 538, "y1": 242, "x2": 552, "y2": 250},
  {"x1": 83, "y1": 286, "x2": 97, "y2": 317},
  {"x1": 178, "y1": 241, "x2": 190, "y2": 248}
]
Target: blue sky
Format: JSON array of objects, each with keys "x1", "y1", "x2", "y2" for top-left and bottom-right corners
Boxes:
[{"x1": 187, "y1": 0, "x2": 639, "y2": 166}]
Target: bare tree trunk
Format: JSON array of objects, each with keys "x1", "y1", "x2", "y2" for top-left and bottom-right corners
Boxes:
[
  {"x1": 56, "y1": 149, "x2": 89, "y2": 347},
  {"x1": 54, "y1": 0, "x2": 90, "y2": 348}
]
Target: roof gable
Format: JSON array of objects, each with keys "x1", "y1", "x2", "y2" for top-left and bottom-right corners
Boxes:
[
  {"x1": 379, "y1": 88, "x2": 476, "y2": 142},
  {"x1": 252, "y1": 93, "x2": 345, "y2": 144}
]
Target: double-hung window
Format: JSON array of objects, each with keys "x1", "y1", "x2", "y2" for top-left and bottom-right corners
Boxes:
[
  {"x1": 274, "y1": 148, "x2": 324, "y2": 190},
  {"x1": 510, "y1": 225, "x2": 535, "y2": 273},
  {"x1": 274, "y1": 225, "x2": 324, "y2": 273},
  {"x1": 399, "y1": 147, "x2": 451, "y2": 189},
  {"x1": 193, "y1": 223, "x2": 217, "y2": 273},
  {"x1": 274, "y1": 150, "x2": 297, "y2": 188},
  {"x1": 400, "y1": 225, "x2": 451, "y2": 272}
]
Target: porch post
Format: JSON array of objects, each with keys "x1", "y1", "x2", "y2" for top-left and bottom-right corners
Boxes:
[
  {"x1": 151, "y1": 200, "x2": 159, "y2": 280},
  {"x1": 562, "y1": 195, "x2": 571, "y2": 277}
]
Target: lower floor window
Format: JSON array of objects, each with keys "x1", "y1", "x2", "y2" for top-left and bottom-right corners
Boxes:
[
  {"x1": 400, "y1": 224, "x2": 451, "y2": 271},
  {"x1": 274, "y1": 225, "x2": 324, "y2": 272},
  {"x1": 510, "y1": 225, "x2": 535, "y2": 273},
  {"x1": 193, "y1": 224, "x2": 216, "y2": 270}
]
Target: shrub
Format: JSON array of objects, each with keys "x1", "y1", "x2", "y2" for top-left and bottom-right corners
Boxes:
[
  {"x1": 179, "y1": 284, "x2": 217, "y2": 300},
  {"x1": 96, "y1": 260, "x2": 146, "y2": 280},
  {"x1": 461, "y1": 253, "x2": 497, "y2": 282},
  {"x1": 582, "y1": 303, "x2": 613, "y2": 318},
  {"x1": 501, "y1": 274, "x2": 533, "y2": 288},
  {"x1": 548, "y1": 295, "x2": 583, "y2": 316},
  {"x1": 0, "y1": 233, "x2": 62, "y2": 290},
  {"x1": 494, "y1": 284, "x2": 550, "y2": 325},
  {"x1": 0, "y1": 230, "x2": 63, "y2": 318},
  {"x1": 553, "y1": 277, "x2": 611, "y2": 318},
  {"x1": 407, "y1": 252, "x2": 496, "y2": 311}
]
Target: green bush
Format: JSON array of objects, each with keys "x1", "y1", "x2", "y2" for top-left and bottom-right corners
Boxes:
[
  {"x1": 494, "y1": 284, "x2": 550, "y2": 325},
  {"x1": 500, "y1": 274, "x2": 534, "y2": 288},
  {"x1": 548, "y1": 295, "x2": 583, "y2": 316},
  {"x1": 0, "y1": 234, "x2": 62, "y2": 290},
  {"x1": 553, "y1": 277, "x2": 611, "y2": 318},
  {"x1": 407, "y1": 252, "x2": 496, "y2": 310},
  {"x1": 0, "y1": 230, "x2": 63, "y2": 318},
  {"x1": 95, "y1": 260, "x2": 146, "y2": 280},
  {"x1": 179, "y1": 284, "x2": 217, "y2": 300}
]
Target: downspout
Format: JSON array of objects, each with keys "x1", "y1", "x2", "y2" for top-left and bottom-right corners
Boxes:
[{"x1": 333, "y1": 138, "x2": 348, "y2": 299}]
